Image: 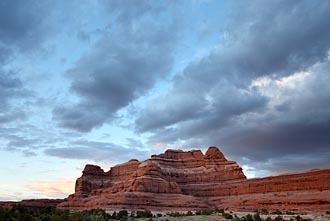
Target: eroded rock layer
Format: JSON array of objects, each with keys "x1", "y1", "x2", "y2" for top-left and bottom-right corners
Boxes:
[{"x1": 58, "y1": 146, "x2": 330, "y2": 212}]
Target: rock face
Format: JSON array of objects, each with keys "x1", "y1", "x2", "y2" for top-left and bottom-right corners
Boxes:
[{"x1": 58, "y1": 147, "x2": 330, "y2": 212}]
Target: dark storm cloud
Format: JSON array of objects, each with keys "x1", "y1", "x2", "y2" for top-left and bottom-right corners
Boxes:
[
  {"x1": 44, "y1": 140, "x2": 150, "y2": 163},
  {"x1": 0, "y1": 70, "x2": 28, "y2": 124},
  {"x1": 136, "y1": 0, "x2": 330, "y2": 132},
  {"x1": 148, "y1": 62, "x2": 330, "y2": 173},
  {"x1": 136, "y1": 0, "x2": 330, "y2": 173},
  {"x1": 53, "y1": 3, "x2": 180, "y2": 132},
  {"x1": 224, "y1": 0, "x2": 330, "y2": 79},
  {"x1": 0, "y1": 0, "x2": 53, "y2": 51},
  {"x1": 0, "y1": 0, "x2": 60, "y2": 127},
  {"x1": 0, "y1": 46, "x2": 12, "y2": 65},
  {"x1": 220, "y1": 122, "x2": 330, "y2": 160},
  {"x1": 137, "y1": 85, "x2": 267, "y2": 133}
]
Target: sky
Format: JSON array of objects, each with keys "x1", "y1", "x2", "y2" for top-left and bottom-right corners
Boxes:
[{"x1": 0, "y1": 0, "x2": 329, "y2": 201}]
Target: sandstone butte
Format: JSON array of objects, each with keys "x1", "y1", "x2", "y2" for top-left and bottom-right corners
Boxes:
[{"x1": 55, "y1": 146, "x2": 330, "y2": 212}]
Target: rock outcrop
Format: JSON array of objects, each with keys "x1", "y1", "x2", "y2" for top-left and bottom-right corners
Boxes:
[{"x1": 58, "y1": 146, "x2": 330, "y2": 212}]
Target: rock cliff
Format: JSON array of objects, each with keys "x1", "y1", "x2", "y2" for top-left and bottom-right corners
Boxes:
[{"x1": 58, "y1": 146, "x2": 330, "y2": 212}]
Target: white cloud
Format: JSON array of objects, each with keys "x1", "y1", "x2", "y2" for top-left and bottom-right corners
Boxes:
[{"x1": 25, "y1": 178, "x2": 75, "y2": 198}]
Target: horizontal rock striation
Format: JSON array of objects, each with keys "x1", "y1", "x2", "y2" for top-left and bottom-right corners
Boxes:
[
  {"x1": 0, "y1": 199, "x2": 65, "y2": 209},
  {"x1": 58, "y1": 146, "x2": 330, "y2": 212}
]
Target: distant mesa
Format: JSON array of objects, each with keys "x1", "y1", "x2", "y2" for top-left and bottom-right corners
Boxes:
[{"x1": 57, "y1": 146, "x2": 330, "y2": 212}]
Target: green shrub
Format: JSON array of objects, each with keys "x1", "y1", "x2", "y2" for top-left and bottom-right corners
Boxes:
[
  {"x1": 215, "y1": 208, "x2": 225, "y2": 214},
  {"x1": 168, "y1": 212, "x2": 185, "y2": 217},
  {"x1": 253, "y1": 212, "x2": 262, "y2": 221},
  {"x1": 136, "y1": 210, "x2": 152, "y2": 218},
  {"x1": 272, "y1": 210, "x2": 282, "y2": 215},
  {"x1": 244, "y1": 214, "x2": 254, "y2": 221},
  {"x1": 223, "y1": 212, "x2": 233, "y2": 219},
  {"x1": 201, "y1": 209, "x2": 214, "y2": 215},
  {"x1": 261, "y1": 208, "x2": 269, "y2": 215},
  {"x1": 274, "y1": 215, "x2": 284, "y2": 221},
  {"x1": 68, "y1": 211, "x2": 84, "y2": 221}
]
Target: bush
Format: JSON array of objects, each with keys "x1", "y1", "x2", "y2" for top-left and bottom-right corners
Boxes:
[
  {"x1": 223, "y1": 212, "x2": 233, "y2": 219},
  {"x1": 0, "y1": 206, "x2": 114, "y2": 221},
  {"x1": 168, "y1": 212, "x2": 185, "y2": 217},
  {"x1": 244, "y1": 214, "x2": 254, "y2": 221},
  {"x1": 68, "y1": 212, "x2": 84, "y2": 221},
  {"x1": 201, "y1": 209, "x2": 214, "y2": 215},
  {"x1": 274, "y1": 216, "x2": 284, "y2": 221},
  {"x1": 272, "y1": 210, "x2": 282, "y2": 215},
  {"x1": 116, "y1": 210, "x2": 128, "y2": 220},
  {"x1": 155, "y1": 213, "x2": 162, "y2": 217},
  {"x1": 136, "y1": 210, "x2": 153, "y2": 218},
  {"x1": 261, "y1": 208, "x2": 269, "y2": 215},
  {"x1": 216, "y1": 208, "x2": 225, "y2": 214},
  {"x1": 253, "y1": 212, "x2": 262, "y2": 221}
]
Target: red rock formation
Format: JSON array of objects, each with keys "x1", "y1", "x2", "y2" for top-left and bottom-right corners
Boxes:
[
  {"x1": 58, "y1": 146, "x2": 330, "y2": 212},
  {"x1": 0, "y1": 199, "x2": 65, "y2": 209}
]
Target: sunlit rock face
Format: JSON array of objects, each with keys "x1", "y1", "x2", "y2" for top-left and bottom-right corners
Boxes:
[{"x1": 58, "y1": 146, "x2": 330, "y2": 212}]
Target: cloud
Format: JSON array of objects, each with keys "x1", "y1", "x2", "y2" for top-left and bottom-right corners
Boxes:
[
  {"x1": 53, "y1": 3, "x2": 180, "y2": 132},
  {"x1": 0, "y1": 0, "x2": 63, "y2": 128},
  {"x1": 44, "y1": 140, "x2": 150, "y2": 163},
  {"x1": 136, "y1": 0, "x2": 330, "y2": 132},
  {"x1": 25, "y1": 178, "x2": 75, "y2": 198},
  {"x1": 0, "y1": 133, "x2": 39, "y2": 157},
  {"x1": 5, "y1": 134, "x2": 38, "y2": 149},
  {"x1": 0, "y1": 0, "x2": 328, "y2": 181},
  {"x1": 0, "y1": 45, "x2": 12, "y2": 65},
  {"x1": 0, "y1": 71, "x2": 23, "y2": 108},
  {"x1": 0, "y1": 111, "x2": 26, "y2": 124},
  {"x1": 0, "y1": 70, "x2": 30, "y2": 125},
  {"x1": 224, "y1": 62, "x2": 330, "y2": 161},
  {"x1": 148, "y1": 62, "x2": 330, "y2": 173},
  {"x1": 0, "y1": 0, "x2": 54, "y2": 51},
  {"x1": 101, "y1": 0, "x2": 166, "y2": 25},
  {"x1": 224, "y1": 1, "x2": 330, "y2": 78},
  {"x1": 134, "y1": 0, "x2": 330, "y2": 173},
  {"x1": 137, "y1": 84, "x2": 267, "y2": 134}
]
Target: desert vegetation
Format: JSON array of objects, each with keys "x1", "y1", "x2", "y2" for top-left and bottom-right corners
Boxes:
[{"x1": 1, "y1": 205, "x2": 328, "y2": 221}]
